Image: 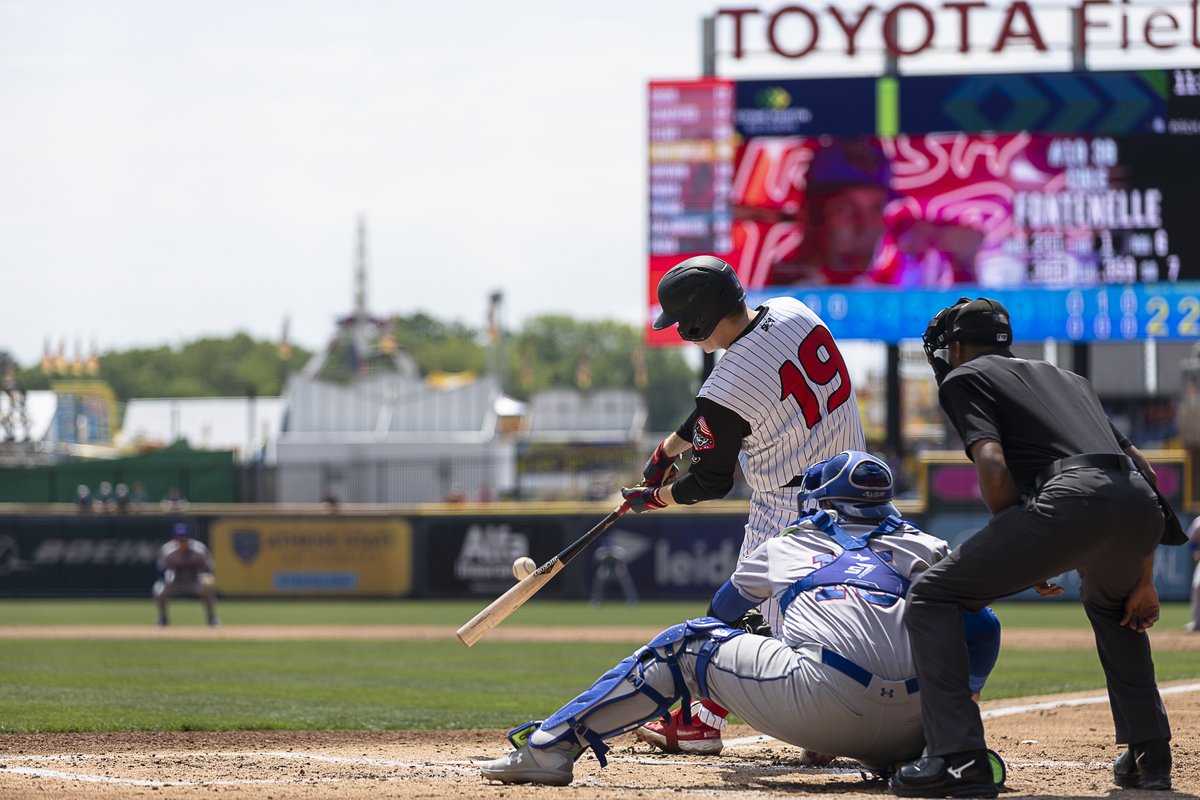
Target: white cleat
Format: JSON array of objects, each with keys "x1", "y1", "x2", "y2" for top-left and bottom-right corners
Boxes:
[
  {"x1": 798, "y1": 748, "x2": 836, "y2": 767},
  {"x1": 480, "y1": 741, "x2": 574, "y2": 786}
]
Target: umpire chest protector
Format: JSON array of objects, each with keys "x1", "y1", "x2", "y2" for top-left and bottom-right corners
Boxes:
[{"x1": 779, "y1": 511, "x2": 909, "y2": 613}]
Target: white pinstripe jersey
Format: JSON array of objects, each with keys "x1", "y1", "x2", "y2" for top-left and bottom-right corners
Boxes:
[
  {"x1": 695, "y1": 297, "x2": 865, "y2": 634},
  {"x1": 699, "y1": 297, "x2": 865, "y2": 496}
]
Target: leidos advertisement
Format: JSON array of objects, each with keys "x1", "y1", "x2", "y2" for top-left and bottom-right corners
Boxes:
[{"x1": 210, "y1": 518, "x2": 413, "y2": 596}]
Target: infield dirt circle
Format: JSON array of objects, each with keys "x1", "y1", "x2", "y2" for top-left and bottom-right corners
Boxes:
[{"x1": 0, "y1": 626, "x2": 1196, "y2": 799}]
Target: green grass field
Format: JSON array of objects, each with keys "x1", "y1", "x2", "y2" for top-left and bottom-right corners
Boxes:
[{"x1": 0, "y1": 599, "x2": 1195, "y2": 733}]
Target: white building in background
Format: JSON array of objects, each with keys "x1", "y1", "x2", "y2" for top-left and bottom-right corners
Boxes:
[
  {"x1": 118, "y1": 397, "x2": 286, "y2": 462},
  {"x1": 272, "y1": 217, "x2": 524, "y2": 504},
  {"x1": 275, "y1": 369, "x2": 522, "y2": 504}
]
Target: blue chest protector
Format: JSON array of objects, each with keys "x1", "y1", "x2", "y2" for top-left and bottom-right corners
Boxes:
[{"x1": 778, "y1": 510, "x2": 910, "y2": 614}]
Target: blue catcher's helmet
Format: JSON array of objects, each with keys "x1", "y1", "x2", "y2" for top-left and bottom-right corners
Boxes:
[{"x1": 798, "y1": 450, "x2": 898, "y2": 521}]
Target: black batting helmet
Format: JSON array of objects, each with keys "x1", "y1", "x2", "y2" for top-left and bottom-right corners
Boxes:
[{"x1": 653, "y1": 256, "x2": 746, "y2": 342}]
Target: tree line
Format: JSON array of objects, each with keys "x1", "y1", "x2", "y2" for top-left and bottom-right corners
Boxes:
[{"x1": 4, "y1": 314, "x2": 699, "y2": 432}]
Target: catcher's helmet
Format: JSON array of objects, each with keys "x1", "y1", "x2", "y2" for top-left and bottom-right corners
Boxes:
[
  {"x1": 798, "y1": 450, "x2": 898, "y2": 521},
  {"x1": 653, "y1": 256, "x2": 746, "y2": 342}
]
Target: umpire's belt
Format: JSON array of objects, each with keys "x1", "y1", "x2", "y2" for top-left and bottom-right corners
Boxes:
[
  {"x1": 1033, "y1": 453, "x2": 1134, "y2": 492},
  {"x1": 817, "y1": 646, "x2": 919, "y2": 701}
]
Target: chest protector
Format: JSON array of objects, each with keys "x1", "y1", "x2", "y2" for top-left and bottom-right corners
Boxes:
[{"x1": 778, "y1": 510, "x2": 910, "y2": 614}]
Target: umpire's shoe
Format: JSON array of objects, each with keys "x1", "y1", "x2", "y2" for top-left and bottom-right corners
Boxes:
[
  {"x1": 890, "y1": 751, "x2": 997, "y2": 798},
  {"x1": 1113, "y1": 738, "x2": 1172, "y2": 790},
  {"x1": 479, "y1": 741, "x2": 574, "y2": 786}
]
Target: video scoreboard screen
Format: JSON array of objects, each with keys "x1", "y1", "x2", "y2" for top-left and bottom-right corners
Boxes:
[{"x1": 646, "y1": 69, "x2": 1200, "y2": 344}]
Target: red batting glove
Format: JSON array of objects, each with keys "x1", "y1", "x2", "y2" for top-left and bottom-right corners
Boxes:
[
  {"x1": 622, "y1": 486, "x2": 667, "y2": 513},
  {"x1": 642, "y1": 440, "x2": 678, "y2": 487}
]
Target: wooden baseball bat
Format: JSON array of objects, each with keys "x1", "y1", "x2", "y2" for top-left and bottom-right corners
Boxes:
[{"x1": 455, "y1": 501, "x2": 630, "y2": 647}]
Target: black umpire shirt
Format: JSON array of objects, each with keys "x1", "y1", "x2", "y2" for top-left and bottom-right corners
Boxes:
[{"x1": 938, "y1": 350, "x2": 1130, "y2": 495}]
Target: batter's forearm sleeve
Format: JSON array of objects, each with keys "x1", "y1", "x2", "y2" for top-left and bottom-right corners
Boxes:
[
  {"x1": 963, "y1": 607, "x2": 1001, "y2": 694},
  {"x1": 708, "y1": 579, "x2": 759, "y2": 624},
  {"x1": 676, "y1": 408, "x2": 700, "y2": 442},
  {"x1": 670, "y1": 398, "x2": 748, "y2": 505}
]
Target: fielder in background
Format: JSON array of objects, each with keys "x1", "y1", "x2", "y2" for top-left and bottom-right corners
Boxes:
[
  {"x1": 154, "y1": 522, "x2": 219, "y2": 627},
  {"x1": 893, "y1": 297, "x2": 1187, "y2": 798},
  {"x1": 482, "y1": 452, "x2": 1001, "y2": 787},
  {"x1": 1186, "y1": 516, "x2": 1200, "y2": 633},
  {"x1": 622, "y1": 255, "x2": 866, "y2": 752}
]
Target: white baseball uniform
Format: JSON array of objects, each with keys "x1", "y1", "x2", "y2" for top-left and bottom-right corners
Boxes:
[
  {"x1": 514, "y1": 512, "x2": 976, "y2": 771},
  {"x1": 671, "y1": 297, "x2": 866, "y2": 632}
]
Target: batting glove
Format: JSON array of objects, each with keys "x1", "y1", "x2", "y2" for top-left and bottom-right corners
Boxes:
[
  {"x1": 622, "y1": 486, "x2": 668, "y2": 513},
  {"x1": 642, "y1": 440, "x2": 679, "y2": 487}
]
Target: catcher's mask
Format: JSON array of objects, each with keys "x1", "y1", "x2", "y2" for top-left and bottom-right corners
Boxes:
[
  {"x1": 922, "y1": 297, "x2": 973, "y2": 385},
  {"x1": 798, "y1": 450, "x2": 899, "y2": 521},
  {"x1": 653, "y1": 256, "x2": 746, "y2": 343}
]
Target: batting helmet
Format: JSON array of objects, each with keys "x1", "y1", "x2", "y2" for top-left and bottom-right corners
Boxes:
[
  {"x1": 653, "y1": 256, "x2": 746, "y2": 342},
  {"x1": 797, "y1": 450, "x2": 898, "y2": 521}
]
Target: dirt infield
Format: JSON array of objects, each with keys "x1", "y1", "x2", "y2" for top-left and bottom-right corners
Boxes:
[{"x1": 0, "y1": 626, "x2": 1196, "y2": 798}]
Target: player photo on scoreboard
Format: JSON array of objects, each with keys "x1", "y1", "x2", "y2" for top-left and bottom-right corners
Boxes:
[{"x1": 727, "y1": 133, "x2": 1198, "y2": 292}]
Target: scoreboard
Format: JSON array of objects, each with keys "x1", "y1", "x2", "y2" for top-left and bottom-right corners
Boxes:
[
  {"x1": 648, "y1": 79, "x2": 734, "y2": 257},
  {"x1": 646, "y1": 68, "x2": 1200, "y2": 344}
]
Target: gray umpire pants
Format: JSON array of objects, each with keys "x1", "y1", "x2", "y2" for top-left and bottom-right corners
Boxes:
[{"x1": 904, "y1": 466, "x2": 1171, "y2": 756}]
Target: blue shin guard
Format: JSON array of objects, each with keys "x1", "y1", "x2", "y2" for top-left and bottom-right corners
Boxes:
[{"x1": 527, "y1": 618, "x2": 744, "y2": 767}]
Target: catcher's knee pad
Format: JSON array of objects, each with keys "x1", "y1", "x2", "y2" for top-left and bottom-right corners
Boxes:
[
  {"x1": 650, "y1": 617, "x2": 745, "y2": 702},
  {"x1": 534, "y1": 618, "x2": 743, "y2": 765}
]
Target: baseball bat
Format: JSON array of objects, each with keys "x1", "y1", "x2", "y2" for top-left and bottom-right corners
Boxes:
[{"x1": 455, "y1": 501, "x2": 630, "y2": 647}]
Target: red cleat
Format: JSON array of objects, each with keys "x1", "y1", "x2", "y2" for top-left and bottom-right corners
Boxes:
[{"x1": 635, "y1": 700, "x2": 727, "y2": 755}]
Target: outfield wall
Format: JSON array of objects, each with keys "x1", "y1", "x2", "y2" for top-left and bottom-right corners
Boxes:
[
  {"x1": 0, "y1": 501, "x2": 1193, "y2": 602},
  {"x1": 1, "y1": 449, "x2": 1191, "y2": 601}
]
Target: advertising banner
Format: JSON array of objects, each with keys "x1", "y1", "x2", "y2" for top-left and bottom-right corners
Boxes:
[
  {"x1": 209, "y1": 518, "x2": 412, "y2": 596},
  {"x1": 0, "y1": 516, "x2": 197, "y2": 596},
  {"x1": 586, "y1": 514, "x2": 743, "y2": 601},
  {"x1": 423, "y1": 516, "x2": 571, "y2": 598}
]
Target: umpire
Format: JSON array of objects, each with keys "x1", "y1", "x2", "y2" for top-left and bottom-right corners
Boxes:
[{"x1": 891, "y1": 297, "x2": 1183, "y2": 798}]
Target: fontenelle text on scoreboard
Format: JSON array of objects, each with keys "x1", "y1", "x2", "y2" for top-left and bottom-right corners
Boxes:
[{"x1": 646, "y1": 68, "x2": 1200, "y2": 344}]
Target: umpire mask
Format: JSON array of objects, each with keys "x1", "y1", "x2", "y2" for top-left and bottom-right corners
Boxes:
[{"x1": 921, "y1": 298, "x2": 973, "y2": 385}]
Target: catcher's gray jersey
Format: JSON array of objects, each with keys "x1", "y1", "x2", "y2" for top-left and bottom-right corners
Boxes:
[
  {"x1": 700, "y1": 297, "x2": 866, "y2": 630},
  {"x1": 732, "y1": 512, "x2": 950, "y2": 682}
]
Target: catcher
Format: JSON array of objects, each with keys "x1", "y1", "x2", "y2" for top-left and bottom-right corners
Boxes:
[
  {"x1": 480, "y1": 452, "x2": 1001, "y2": 786},
  {"x1": 153, "y1": 523, "x2": 219, "y2": 627}
]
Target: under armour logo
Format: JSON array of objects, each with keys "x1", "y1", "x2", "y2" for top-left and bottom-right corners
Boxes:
[
  {"x1": 947, "y1": 758, "x2": 976, "y2": 779},
  {"x1": 880, "y1": 687, "x2": 894, "y2": 698}
]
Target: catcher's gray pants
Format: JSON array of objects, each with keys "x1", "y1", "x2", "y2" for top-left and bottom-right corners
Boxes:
[
  {"x1": 698, "y1": 635, "x2": 925, "y2": 765},
  {"x1": 560, "y1": 633, "x2": 924, "y2": 767},
  {"x1": 905, "y1": 466, "x2": 1170, "y2": 757}
]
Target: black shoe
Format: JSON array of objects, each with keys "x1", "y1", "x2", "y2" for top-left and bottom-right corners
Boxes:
[
  {"x1": 1113, "y1": 738, "x2": 1171, "y2": 790},
  {"x1": 890, "y1": 751, "x2": 998, "y2": 798}
]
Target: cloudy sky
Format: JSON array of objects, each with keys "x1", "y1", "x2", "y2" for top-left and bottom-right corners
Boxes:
[
  {"x1": 0, "y1": 0, "x2": 726, "y2": 364},
  {"x1": 1, "y1": 0, "x2": 1191, "y2": 365}
]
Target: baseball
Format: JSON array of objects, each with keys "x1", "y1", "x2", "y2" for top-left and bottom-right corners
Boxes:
[{"x1": 512, "y1": 556, "x2": 537, "y2": 580}]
